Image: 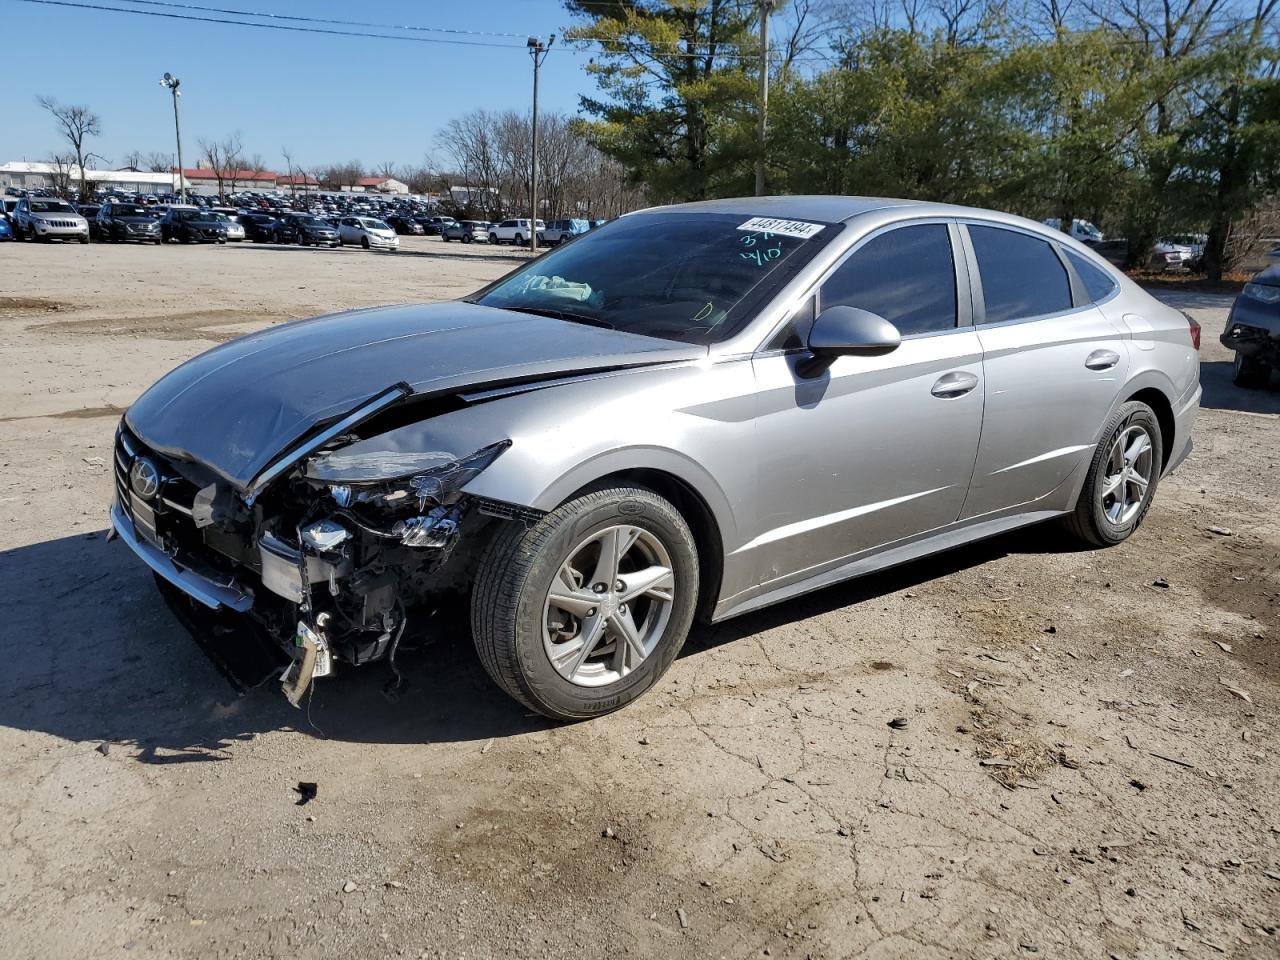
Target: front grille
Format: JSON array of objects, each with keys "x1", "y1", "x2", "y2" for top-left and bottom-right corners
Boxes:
[
  {"x1": 115, "y1": 430, "x2": 202, "y2": 552},
  {"x1": 46, "y1": 219, "x2": 80, "y2": 228}
]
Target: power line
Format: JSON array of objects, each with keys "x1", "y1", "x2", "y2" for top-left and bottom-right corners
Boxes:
[
  {"x1": 12, "y1": 0, "x2": 530, "y2": 47},
  {"x1": 114, "y1": 0, "x2": 529, "y2": 39}
]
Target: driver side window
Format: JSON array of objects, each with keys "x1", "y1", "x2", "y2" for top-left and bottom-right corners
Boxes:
[{"x1": 820, "y1": 223, "x2": 958, "y2": 336}]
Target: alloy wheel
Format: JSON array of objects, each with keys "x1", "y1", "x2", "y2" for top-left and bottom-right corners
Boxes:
[
  {"x1": 542, "y1": 524, "x2": 675, "y2": 687},
  {"x1": 1101, "y1": 424, "x2": 1154, "y2": 525}
]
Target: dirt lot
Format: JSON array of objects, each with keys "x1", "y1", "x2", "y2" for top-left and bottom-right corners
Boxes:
[{"x1": 1, "y1": 237, "x2": 1277, "y2": 960}]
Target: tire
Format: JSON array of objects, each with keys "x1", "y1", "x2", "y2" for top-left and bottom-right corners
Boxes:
[
  {"x1": 514, "y1": 233, "x2": 524, "y2": 247},
  {"x1": 471, "y1": 485, "x2": 699, "y2": 721},
  {"x1": 360, "y1": 236, "x2": 370, "y2": 249},
  {"x1": 489, "y1": 234, "x2": 499, "y2": 245},
  {"x1": 298, "y1": 233, "x2": 307, "y2": 246},
  {"x1": 1232, "y1": 350, "x2": 1270, "y2": 389},
  {"x1": 463, "y1": 234, "x2": 472, "y2": 244},
  {"x1": 1062, "y1": 400, "x2": 1163, "y2": 547}
]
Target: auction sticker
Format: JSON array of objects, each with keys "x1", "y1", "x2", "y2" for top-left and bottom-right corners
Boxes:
[{"x1": 736, "y1": 217, "x2": 824, "y2": 240}]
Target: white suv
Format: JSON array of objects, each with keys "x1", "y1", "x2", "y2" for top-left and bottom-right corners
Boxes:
[
  {"x1": 15, "y1": 197, "x2": 89, "y2": 243},
  {"x1": 488, "y1": 218, "x2": 545, "y2": 246}
]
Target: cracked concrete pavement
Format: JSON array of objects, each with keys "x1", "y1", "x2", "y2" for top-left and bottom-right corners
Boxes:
[{"x1": 0, "y1": 240, "x2": 1277, "y2": 959}]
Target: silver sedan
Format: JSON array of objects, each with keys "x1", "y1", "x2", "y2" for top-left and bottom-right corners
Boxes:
[{"x1": 111, "y1": 197, "x2": 1200, "y2": 720}]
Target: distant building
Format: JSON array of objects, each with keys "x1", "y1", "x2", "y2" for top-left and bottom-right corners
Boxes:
[
  {"x1": 175, "y1": 167, "x2": 279, "y2": 196},
  {"x1": 0, "y1": 160, "x2": 180, "y2": 194},
  {"x1": 276, "y1": 173, "x2": 320, "y2": 194},
  {"x1": 348, "y1": 176, "x2": 409, "y2": 195}
]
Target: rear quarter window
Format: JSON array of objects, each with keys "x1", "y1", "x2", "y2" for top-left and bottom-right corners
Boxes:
[{"x1": 1064, "y1": 248, "x2": 1119, "y2": 303}]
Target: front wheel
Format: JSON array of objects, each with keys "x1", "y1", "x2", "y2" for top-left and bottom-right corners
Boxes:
[
  {"x1": 1062, "y1": 400, "x2": 1163, "y2": 547},
  {"x1": 360, "y1": 236, "x2": 370, "y2": 249},
  {"x1": 472, "y1": 486, "x2": 699, "y2": 720},
  {"x1": 1232, "y1": 350, "x2": 1271, "y2": 389}
]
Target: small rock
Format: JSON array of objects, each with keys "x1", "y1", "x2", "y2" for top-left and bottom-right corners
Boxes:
[
  {"x1": 385, "y1": 880, "x2": 403, "y2": 889},
  {"x1": 638, "y1": 736, "x2": 650, "y2": 746},
  {"x1": 342, "y1": 881, "x2": 358, "y2": 894},
  {"x1": 1206, "y1": 526, "x2": 1232, "y2": 537},
  {"x1": 602, "y1": 826, "x2": 615, "y2": 839},
  {"x1": 1152, "y1": 578, "x2": 1170, "y2": 589},
  {"x1": 677, "y1": 907, "x2": 689, "y2": 929},
  {"x1": 887, "y1": 717, "x2": 908, "y2": 730},
  {"x1": 95, "y1": 742, "x2": 110, "y2": 756}
]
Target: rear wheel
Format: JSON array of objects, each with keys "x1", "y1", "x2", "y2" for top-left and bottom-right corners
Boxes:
[
  {"x1": 1232, "y1": 350, "x2": 1271, "y2": 389},
  {"x1": 1062, "y1": 400, "x2": 1162, "y2": 547},
  {"x1": 472, "y1": 485, "x2": 699, "y2": 720}
]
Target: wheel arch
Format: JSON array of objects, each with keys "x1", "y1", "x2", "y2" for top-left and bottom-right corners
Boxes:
[{"x1": 1122, "y1": 385, "x2": 1175, "y2": 472}]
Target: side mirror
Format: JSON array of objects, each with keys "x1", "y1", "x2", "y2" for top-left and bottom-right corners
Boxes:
[{"x1": 798, "y1": 306, "x2": 901, "y2": 377}]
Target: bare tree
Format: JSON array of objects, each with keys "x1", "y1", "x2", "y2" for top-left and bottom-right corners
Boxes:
[
  {"x1": 36, "y1": 96, "x2": 103, "y2": 199},
  {"x1": 143, "y1": 150, "x2": 173, "y2": 173},
  {"x1": 120, "y1": 149, "x2": 145, "y2": 171},
  {"x1": 46, "y1": 154, "x2": 75, "y2": 197},
  {"x1": 197, "y1": 133, "x2": 245, "y2": 201},
  {"x1": 281, "y1": 146, "x2": 301, "y2": 201}
]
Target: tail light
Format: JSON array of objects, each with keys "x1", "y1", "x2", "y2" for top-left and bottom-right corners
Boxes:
[{"x1": 1183, "y1": 311, "x2": 1201, "y2": 351}]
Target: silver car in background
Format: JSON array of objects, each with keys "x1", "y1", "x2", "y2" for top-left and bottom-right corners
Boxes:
[
  {"x1": 338, "y1": 216, "x2": 399, "y2": 250},
  {"x1": 110, "y1": 197, "x2": 1200, "y2": 720}
]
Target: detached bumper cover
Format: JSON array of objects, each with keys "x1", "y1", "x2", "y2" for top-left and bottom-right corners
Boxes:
[{"x1": 110, "y1": 502, "x2": 253, "y2": 612}]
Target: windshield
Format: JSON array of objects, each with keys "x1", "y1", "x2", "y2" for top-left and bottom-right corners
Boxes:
[
  {"x1": 363, "y1": 219, "x2": 390, "y2": 230},
  {"x1": 112, "y1": 204, "x2": 148, "y2": 217},
  {"x1": 32, "y1": 201, "x2": 75, "y2": 213},
  {"x1": 295, "y1": 215, "x2": 325, "y2": 226},
  {"x1": 473, "y1": 212, "x2": 833, "y2": 344}
]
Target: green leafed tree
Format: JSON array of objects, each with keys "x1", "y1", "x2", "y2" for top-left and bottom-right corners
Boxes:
[{"x1": 564, "y1": 0, "x2": 761, "y2": 201}]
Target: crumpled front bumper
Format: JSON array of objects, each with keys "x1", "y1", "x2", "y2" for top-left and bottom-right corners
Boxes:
[
  {"x1": 1221, "y1": 296, "x2": 1280, "y2": 358},
  {"x1": 110, "y1": 501, "x2": 253, "y2": 612}
]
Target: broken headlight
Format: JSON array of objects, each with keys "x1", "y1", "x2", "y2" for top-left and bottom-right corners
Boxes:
[{"x1": 307, "y1": 440, "x2": 510, "y2": 509}]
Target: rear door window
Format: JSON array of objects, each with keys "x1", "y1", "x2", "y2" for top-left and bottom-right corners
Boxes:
[
  {"x1": 969, "y1": 225, "x2": 1073, "y2": 323},
  {"x1": 820, "y1": 223, "x2": 958, "y2": 336}
]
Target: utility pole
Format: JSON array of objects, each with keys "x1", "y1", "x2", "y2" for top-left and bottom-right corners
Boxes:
[
  {"x1": 755, "y1": 0, "x2": 773, "y2": 197},
  {"x1": 160, "y1": 73, "x2": 186, "y2": 204},
  {"x1": 527, "y1": 34, "x2": 554, "y2": 254}
]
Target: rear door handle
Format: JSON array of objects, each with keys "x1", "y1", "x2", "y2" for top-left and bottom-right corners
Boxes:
[
  {"x1": 1085, "y1": 349, "x2": 1120, "y2": 371},
  {"x1": 931, "y1": 371, "x2": 979, "y2": 398}
]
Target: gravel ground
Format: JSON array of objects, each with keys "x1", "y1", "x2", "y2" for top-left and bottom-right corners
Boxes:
[{"x1": 1, "y1": 238, "x2": 1277, "y2": 960}]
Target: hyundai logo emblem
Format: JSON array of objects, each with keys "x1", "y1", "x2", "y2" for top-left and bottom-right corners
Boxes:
[{"x1": 129, "y1": 457, "x2": 161, "y2": 499}]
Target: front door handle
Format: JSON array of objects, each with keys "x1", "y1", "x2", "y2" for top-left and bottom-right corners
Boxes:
[
  {"x1": 931, "y1": 371, "x2": 979, "y2": 398},
  {"x1": 1085, "y1": 349, "x2": 1120, "y2": 371}
]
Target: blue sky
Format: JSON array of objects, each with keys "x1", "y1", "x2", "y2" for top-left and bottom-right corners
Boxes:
[{"x1": 2, "y1": 0, "x2": 595, "y2": 172}]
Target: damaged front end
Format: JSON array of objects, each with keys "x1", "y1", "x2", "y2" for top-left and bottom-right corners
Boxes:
[{"x1": 110, "y1": 389, "x2": 522, "y2": 706}]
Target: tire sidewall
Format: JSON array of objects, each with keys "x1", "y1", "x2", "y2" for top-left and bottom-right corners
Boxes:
[
  {"x1": 1089, "y1": 403, "x2": 1163, "y2": 544},
  {"x1": 508, "y1": 491, "x2": 698, "y2": 719}
]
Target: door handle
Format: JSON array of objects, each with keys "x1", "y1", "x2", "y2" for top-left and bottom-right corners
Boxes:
[
  {"x1": 931, "y1": 371, "x2": 979, "y2": 398},
  {"x1": 1085, "y1": 349, "x2": 1120, "y2": 371}
]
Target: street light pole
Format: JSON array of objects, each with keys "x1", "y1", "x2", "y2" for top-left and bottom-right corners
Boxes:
[
  {"x1": 755, "y1": 0, "x2": 773, "y2": 197},
  {"x1": 527, "y1": 34, "x2": 554, "y2": 254},
  {"x1": 160, "y1": 73, "x2": 185, "y2": 204}
]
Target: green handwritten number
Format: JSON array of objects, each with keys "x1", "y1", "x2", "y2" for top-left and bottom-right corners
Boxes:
[{"x1": 739, "y1": 232, "x2": 780, "y2": 268}]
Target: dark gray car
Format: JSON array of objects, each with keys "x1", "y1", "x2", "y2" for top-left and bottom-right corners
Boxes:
[{"x1": 1221, "y1": 264, "x2": 1280, "y2": 388}]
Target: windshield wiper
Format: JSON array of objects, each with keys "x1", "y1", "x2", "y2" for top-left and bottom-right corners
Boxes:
[{"x1": 500, "y1": 304, "x2": 615, "y2": 329}]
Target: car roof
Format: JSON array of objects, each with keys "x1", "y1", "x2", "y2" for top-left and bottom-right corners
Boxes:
[{"x1": 634, "y1": 195, "x2": 1053, "y2": 231}]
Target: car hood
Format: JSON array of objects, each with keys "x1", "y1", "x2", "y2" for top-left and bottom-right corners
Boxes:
[
  {"x1": 125, "y1": 301, "x2": 705, "y2": 491},
  {"x1": 1252, "y1": 263, "x2": 1280, "y2": 287},
  {"x1": 113, "y1": 215, "x2": 158, "y2": 224}
]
